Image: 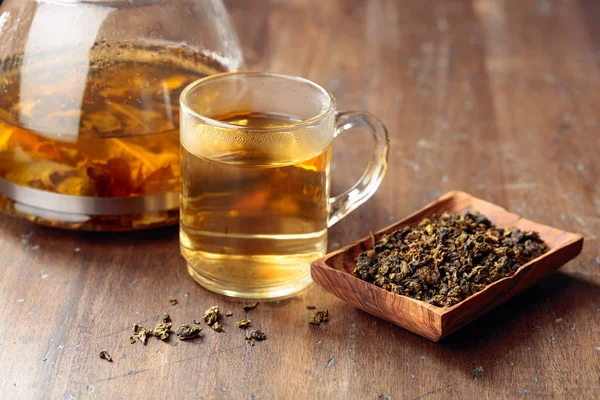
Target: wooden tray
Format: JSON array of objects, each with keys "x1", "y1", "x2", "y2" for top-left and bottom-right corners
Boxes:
[{"x1": 311, "y1": 191, "x2": 584, "y2": 342}]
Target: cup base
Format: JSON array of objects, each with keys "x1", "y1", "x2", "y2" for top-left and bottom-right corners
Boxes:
[{"x1": 187, "y1": 264, "x2": 314, "y2": 300}]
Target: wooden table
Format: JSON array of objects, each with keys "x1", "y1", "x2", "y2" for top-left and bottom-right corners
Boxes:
[{"x1": 1, "y1": 0, "x2": 599, "y2": 398}]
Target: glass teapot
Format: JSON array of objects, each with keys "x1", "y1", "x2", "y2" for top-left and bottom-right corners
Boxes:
[{"x1": 0, "y1": 0, "x2": 244, "y2": 230}]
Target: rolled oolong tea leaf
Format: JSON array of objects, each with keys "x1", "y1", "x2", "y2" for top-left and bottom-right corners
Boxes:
[
  {"x1": 175, "y1": 324, "x2": 203, "y2": 340},
  {"x1": 242, "y1": 302, "x2": 259, "y2": 311},
  {"x1": 99, "y1": 351, "x2": 112, "y2": 362},
  {"x1": 203, "y1": 306, "x2": 220, "y2": 325},
  {"x1": 161, "y1": 313, "x2": 170, "y2": 323},
  {"x1": 132, "y1": 324, "x2": 151, "y2": 345},
  {"x1": 353, "y1": 211, "x2": 549, "y2": 307},
  {"x1": 236, "y1": 319, "x2": 251, "y2": 329},
  {"x1": 309, "y1": 310, "x2": 329, "y2": 325},
  {"x1": 225, "y1": 311, "x2": 233, "y2": 317},
  {"x1": 211, "y1": 322, "x2": 223, "y2": 332},
  {"x1": 152, "y1": 322, "x2": 172, "y2": 340},
  {"x1": 245, "y1": 329, "x2": 266, "y2": 341}
]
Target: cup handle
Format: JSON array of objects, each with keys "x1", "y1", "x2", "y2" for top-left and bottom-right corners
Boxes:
[{"x1": 328, "y1": 111, "x2": 389, "y2": 227}]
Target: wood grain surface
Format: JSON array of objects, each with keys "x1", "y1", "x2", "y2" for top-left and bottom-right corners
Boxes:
[{"x1": 1, "y1": 0, "x2": 599, "y2": 398}]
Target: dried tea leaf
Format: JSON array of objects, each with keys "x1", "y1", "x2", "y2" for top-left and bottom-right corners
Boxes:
[
  {"x1": 161, "y1": 313, "x2": 170, "y2": 323},
  {"x1": 169, "y1": 298, "x2": 178, "y2": 306},
  {"x1": 132, "y1": 323, "x2": 151, "y2": 345},
  {"x1": 203, "y1": 306, "x2": 220, "y2": 325},
  {"x1": 129, "y1": 336, "x2": 136, "y2": 345},
  {"x1": 211, "y1": 322, "x2": 222, "y2": 332},
  {"x1": 152, "y1": 322, "x2": 172, "y2": 340},
  {"x1": 353, "y1": 211, "x2": 549, "y2": 307},
  {"x1": 175, "y1": 324, "x2": 203, "y2": 340},
  {"x1": 245, "y1": 330, "x2": 266, "y2": 341},
  {"x1": 236, "y1": 319, "x2": 251, "y2": 329},
  {"x1": 225, "y1": 311, "x2": 233, "y2": 317},
  {"x1": 309, "y1": 310, "x2": 329, "y2": 325},
  {"x1": 193, "y1": 319, "x2": 202, "y2": 325},
  {"x1": 369, "y1": 230, "x2": 376, "y2": 247},
  {"x1": 306, "y1": 305, "x2": 316, "y2": 310},
  {"x1": 242, "y1": 302, "x2": 259, "y2": 311},
  {"x1": 99, "y1": 351, "x2": 112, "y2": 362}
]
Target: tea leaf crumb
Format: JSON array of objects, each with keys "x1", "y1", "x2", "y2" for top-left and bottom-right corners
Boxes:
[
  {"x1": 211, "y1": 322, "x2": 223, "y2": 332},
  {"x1": 473, "y1": 366, "x2": 484, "y2": 381},
  {"x1": 236, "y1": 319, "x2": 251, "y2": 328},
  {"x1": 203, "y1": 306, "x2": 220, "y2": 325},
  {"x1": 99, "y1": 351, "x2": 112, "y2": 362},
  {"x1": 175, "y1": 324, "x2": 203, "y2": 340},
  {"x1": 225, "y1": 311, "x2": 233, "y2": 317},
  {"x1": 370, "y1": 230, "x2": 376, "y2": 247},
  {"x1": 151, "y1": 322, "x2": 172, "y2": 340},
  {"x1": 309, "y1": 310, "x2": 329, "y2": 325},
  {"x1": 242, "y1": 302, "x2": 259, "y2": 311},
  {"x1": 161, "y1": 313, "x2": 170, "y2": 323},
  {"x1": 169, "y1": 297, "x2": 178, "y2": 306},
  {"x1": 245, "y1": 329, "x2": 266, "y2": 342},
  {"x1": 132, "y1": 324, "x2": 151, "y2": 345},
  {"x1": 306, "y1": 305, "x2": 316, "y2": 310}
]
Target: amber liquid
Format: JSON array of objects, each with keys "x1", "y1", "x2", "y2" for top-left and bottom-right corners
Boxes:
[
  {"x1": 180, "y1": 112, "x2": 332, "y2": 298},
  {"x1": 0, "y1": 43, "x2": 227, "y2": 230}
]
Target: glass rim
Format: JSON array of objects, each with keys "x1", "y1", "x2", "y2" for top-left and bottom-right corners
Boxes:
[{"x1": 179, "y1": 71, "x2": 336, "y2": 133}]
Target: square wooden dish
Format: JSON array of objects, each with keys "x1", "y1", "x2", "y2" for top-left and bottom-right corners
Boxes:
[{"x1": 311, "y1": 191, "x2": 584, "y2": 342}]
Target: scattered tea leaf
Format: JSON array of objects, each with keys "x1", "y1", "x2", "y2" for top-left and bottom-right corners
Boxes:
[
  {"x1": 99, "y1": 351, "x2": 112, "y2": 362},
  {"x1": 193, "y1": 319, "x2": 202, "y2": 325},
  {"x1": 310, "y1": 310, "x2": 329, "y2": 325},
  {"x1": 245, "y1": 329, "x2": 266, "y2": 341},
  {"x1": 203, "y1": 306, "x2": 220, "y2": 325},
  {"x1": 169, "y1": 298, "x2": 178, "y2": 306},
  {"x1": 132, "y1": 324, "x2": 151, "y2": 345},
  {"x1": 129, "y1": 336, "x2": 136, "y2": 345},
  {"x1": 306, "y1": 305, "x2": 316, "y2": 310},
  {"x1": 152, "y1": 322, "x2": 172, "y2": 340},
  {"x1": 175, "y1": 324, "x2": 203, "y2": 340},
  {"x1": 211, "y1": 322, "x2": 223, "y2": 332},
  {"x1": 225, "y1": 311, "x2": 233, "y2": 317},
  {"x1": 242, "y1": 302, "x2": 259, "y2": 311},
  {"x1": 161, "y1": 313, "x2": 170, "y2": 323},
  {"x1": 369, "y1": 230, "x2": 376, "y2": 247},
  {"x1": 236, "y1": 319, "x2": 251, "y2": 329}
]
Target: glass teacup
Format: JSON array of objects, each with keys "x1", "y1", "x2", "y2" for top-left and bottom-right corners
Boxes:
[{"x1": 180, "y1": 72, "x2": 388, "y2": 298}]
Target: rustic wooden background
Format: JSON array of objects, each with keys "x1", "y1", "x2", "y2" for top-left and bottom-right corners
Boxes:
[{"x1": 1, "y1": 0, "x2": 599, "y2": 398}]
